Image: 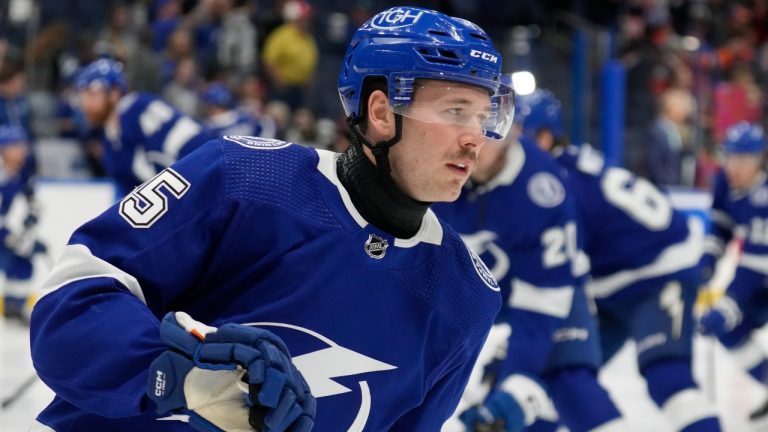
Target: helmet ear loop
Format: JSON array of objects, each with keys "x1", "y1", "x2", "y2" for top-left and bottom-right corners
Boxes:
[{"x1": 347, "y1": 114, "x2": 403, "y2": 175}]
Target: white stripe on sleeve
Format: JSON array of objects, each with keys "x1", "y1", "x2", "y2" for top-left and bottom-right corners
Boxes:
[
  {"x1": 509, "y1": 278, "x2": 574, "y2": 318},
  {"x1": 38, "y1": 243, "x2": 146, "y2": 304}
]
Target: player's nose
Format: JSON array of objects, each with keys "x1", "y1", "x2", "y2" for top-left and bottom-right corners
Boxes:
[{"x1": 457, "y1": 126, "x2": 484, "y2": 150}]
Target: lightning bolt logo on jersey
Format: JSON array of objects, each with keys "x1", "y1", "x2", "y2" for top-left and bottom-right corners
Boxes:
[{"x1": 30, "y1": 137, "x2": 500, "y2": 431}]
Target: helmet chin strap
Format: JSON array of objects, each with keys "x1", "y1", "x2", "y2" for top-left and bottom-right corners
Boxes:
[
  {"x1": 338, "y1": 113, "x2": 431, "y2": 238},
  {"x1": 346, "y1": 114, "x2": 403, "y2": 174}
]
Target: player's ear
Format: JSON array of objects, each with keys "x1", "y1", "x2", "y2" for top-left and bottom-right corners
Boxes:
[{"x1": 366, "y1": 90, "x2": 395, "y2": 141}]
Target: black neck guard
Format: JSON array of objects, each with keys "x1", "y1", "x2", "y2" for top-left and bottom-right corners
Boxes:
[{"x1": 336, "y1": 138, "x2": 430, "y2": 238}]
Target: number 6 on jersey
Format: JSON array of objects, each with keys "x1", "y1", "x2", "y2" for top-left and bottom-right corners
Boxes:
[{"x1": 119, "y1": 168, "x2": 191, "y2": 228}]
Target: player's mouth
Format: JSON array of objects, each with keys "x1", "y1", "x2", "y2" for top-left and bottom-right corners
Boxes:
[{"x1": 446, "y1": 160, "x2": 473, "y2": 176}]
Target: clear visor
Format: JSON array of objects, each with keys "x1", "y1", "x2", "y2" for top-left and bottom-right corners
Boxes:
[{"x1": 391, "y1": 80, "x2": 515, "y2": 140}]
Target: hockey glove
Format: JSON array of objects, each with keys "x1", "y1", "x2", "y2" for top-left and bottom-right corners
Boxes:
[
  {"x1": 3, "y1": 226, "x2": 47, "y2": 258},
  {"x1": 459, "y1": 390, "x2": 525, "y2": 432},
  {"x1": 699, "y1": 295, "x2": 742, "y2": 336},
  {"x1": 147, "y1": 312, "x2": 315, "y2": 432}
]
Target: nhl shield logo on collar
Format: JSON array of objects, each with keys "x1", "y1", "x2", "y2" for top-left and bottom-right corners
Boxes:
[{"x1": 365, "y1": 234, "x2": 389, "y2": 259}]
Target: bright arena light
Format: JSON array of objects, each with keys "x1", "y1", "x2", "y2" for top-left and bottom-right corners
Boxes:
[
  {"x1": 511, "y1": 71, "x2": 536, "y2": 96},
  {"x1": 681, "y1": 36, "x2": 701, "y2": 52}
]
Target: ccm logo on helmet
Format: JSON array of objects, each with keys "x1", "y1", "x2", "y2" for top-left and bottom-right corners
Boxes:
[
  {"x1": 470, "y1": 50, "x2": 498, "y2": 64},
  {"x1": 369, "y1": 8, "x2": 424, "y2": 29}
]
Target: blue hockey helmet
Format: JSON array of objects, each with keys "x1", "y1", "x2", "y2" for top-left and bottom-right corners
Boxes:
[
  {"x1": 338, "y1": 7, "x2": 514, "y2": 140},
  {"x1": 75, "y1": 58, "x2": 127, "y2": 93},
  {"x1": 201, "y1": 83, "x2": 235, "y2": 108},
  {"x1": 515, "y1": 89, "x2": 564, "y2": 140},
  {"x1": 0, "y1": 125, "x2": 28, "y2": 147},
  {"x1": 723, "y1": 121, "x2": 766, "y2": 155}
]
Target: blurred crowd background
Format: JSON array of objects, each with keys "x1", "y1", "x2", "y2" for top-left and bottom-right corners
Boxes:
[{"x1": 0, "y1": 0, "x2": 767, "y2": 190}]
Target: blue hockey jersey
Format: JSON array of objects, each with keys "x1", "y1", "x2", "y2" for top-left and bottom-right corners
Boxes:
[
  {"x1": 554, "y1": 144, "x2": 704, "y2": 300},
  {"x1": 205, "y1": 109, "x2": 270, "y2": 139},
  {"x1": 0, "y1": 168, "x2": 27, "y2": 217},
  {"x1": 703, "y1": 169, "x2": 768, "y2": 304},
  {"x1": 433, "y1": 139, "x2": 585, "y2": 373},
  {"x1": 104, "y1": 93, "x2": 215, "y2": 194},
  {"x1": 30, "y1": 136, "x2": 501, "y2": 431},
  {"x1": 0, "y1": 163, "x2": 29, "y2": 243},
  {"x1": 0, "y1": 95, "x2": 31, "y2": 133}
]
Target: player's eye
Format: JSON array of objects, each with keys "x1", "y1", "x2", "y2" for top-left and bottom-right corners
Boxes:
[{"x1": 446, "y1": 108, "x2": 463, "y2": 117}]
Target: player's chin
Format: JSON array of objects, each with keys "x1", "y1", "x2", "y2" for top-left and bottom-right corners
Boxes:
[{"x1": 432, "y1": 182, "x2": 464, "y2": 203}]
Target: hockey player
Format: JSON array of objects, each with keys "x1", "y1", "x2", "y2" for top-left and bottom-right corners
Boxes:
[
  {"x1": 29, "y1": 7, "x2": 515, "y2": 432},
  {"x1": 0, "y1": 125, "x2": 45, "y2": 321},
  {"x1": 75, "y1": 58, "x2": 215, "y2": 194},
  {"x1": 433, "y1": 119, "x2": 625, "y2": 430},
  {"x1": 522, "y1": 89, "x2": 721, "y2": 431},
  {"x1": 200, "y1": 82, "x2": 275, "y2": 139},
  {"x1": 698, "y1": 121, "x2": 768, "y2": 423}
]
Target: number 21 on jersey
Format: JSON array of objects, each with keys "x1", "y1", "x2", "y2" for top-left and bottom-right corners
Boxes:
[{"x1": 542, "y1": 221, "x2": 578, "y2": 268}]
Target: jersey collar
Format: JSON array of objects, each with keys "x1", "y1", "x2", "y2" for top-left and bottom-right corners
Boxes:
[{"x1": 315, "y1": 149, "x2": 443, "y2": 247}]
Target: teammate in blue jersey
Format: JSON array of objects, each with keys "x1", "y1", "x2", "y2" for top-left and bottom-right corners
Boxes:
[
  {"x1": 75, "y1": 58, "x2": 215, "y2": 195},
  {"x1": 434, "y1": 126, "x2": 625, "y2": 431},
  {"x1": 30, "y1": 7, "x2": 515, "y2": 432},
  {"x1": 201, "y1": 82, "x2": 274, "y2": 139},
  {"x1": 0, "y1": 125, "x2": 45, "y2": 321},
  {"x1": 520, "y1": 89, "x2": 721, "y2": 431},
  {"x1": 698, "y1": 122, "x2": 768, "y2": 423}
]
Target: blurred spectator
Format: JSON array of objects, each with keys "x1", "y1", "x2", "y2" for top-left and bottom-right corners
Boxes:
[
  {"x1": 622, "y1": 8, "x2": 687, "y2": 129},
  {"x1": 717, "y1": 29, "x2": 757, "y2": 75},
  {"x1": 96, "y1": 3, "x2": 140, "y2": 64},
  {"x1": 329, "y1": 123, "x2": 352, "y2": 153},
  {"x1": 237, "y1": 74, "x2": 267, "y2": 116},
  {"x1": 285, "y1": 107, "x2": 318, "y2": 147},
  {"x1": 264, "y1": 99, "x2": 291, "y2": 141},
  {"x1": 694, "y1": 139, "x2": 720, "y2": 190},
  {"x1": 237, "y1": 75, "x2": 277, "y2": 138},
  {"x1": 124, "y1": 30, "x2": 164, "y2": 93},
  {"x1": 315, "y1": 117, "x2": 337, "y2": 149},
  {"x1": 200, "y1": 81, "x2": 270, "y2": 138},
  {"x1": 151, "y1": 0, "x2": 183, "y2": 53},
  {"x1": 0, "y1": 47, "x2": 30, "y2": 131},
  {"x1": 0, "y1": 46, "x2": 38, "y2": 224},
  {"x1": 645, "y1": 88, "x2": 696, "y2": 187},
  {"x1": 216, "y1": 0, "x2": 257, "y2": 80},
  {"x1": 712, "y1": 61, "x2": 763, "y2": 141},
  {"x1": 261, "y1": 0, "x2": 318, "y2": 110},
  {"x1": 162, "y1": 56, "x2": 201, "y2": 117},
  {"x1": 25, "y1": 21, "x2": 72, "y2": 93},
  {"x1": 161, "y1": 27, "x2": 196, "y2": 84}
]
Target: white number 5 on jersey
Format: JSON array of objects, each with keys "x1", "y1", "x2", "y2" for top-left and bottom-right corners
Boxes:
[{"x1": 119, "y1": 168, "x2": 191, "y2": 228}]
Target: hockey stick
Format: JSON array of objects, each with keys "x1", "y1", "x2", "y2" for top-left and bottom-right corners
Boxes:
[
  {"x1": 696, "y1": 286, "x2": 723, "y2": 403},
  {"x1": 1, "y1": 373, "x2": 38, "y2": 409},
  {"x1": 704, "y1": 333, "x2": 717, "y2": 403}
]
